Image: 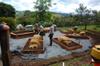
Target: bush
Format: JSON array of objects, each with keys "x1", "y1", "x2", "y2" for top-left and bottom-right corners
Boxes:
[
  {"x1": 16, "y1": 16, "x2": 35, "y2": 26},
  {"x1": 43, "y1": 22, "x2": 53, "y2": 27},
  {"x1": 0, "y1": 17, "x2": 16, "y2": 31}
]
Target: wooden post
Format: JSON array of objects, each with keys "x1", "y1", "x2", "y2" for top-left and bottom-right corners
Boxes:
[
  {"x1": 0, "y1": 29, "x2": 10, "y2": 66},
  {"x1": 62, "y1": 62, "x2": 65, "y2": 66}
]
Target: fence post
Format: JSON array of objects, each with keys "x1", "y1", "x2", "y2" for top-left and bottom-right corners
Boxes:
[{"x1": 0, "y1": 27, "x2": 10, "y2": 66}]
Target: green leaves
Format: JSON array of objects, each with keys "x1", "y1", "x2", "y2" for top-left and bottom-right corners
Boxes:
[
  {"x1": 0, "y1": 17, "x2": 16, "y2": 30},
  {"x1": 34, "y1": 0, "x2": 52, "y2": 24},
  {"x1": 0, "y1": 2, "x2": 15, "y2": 17}
]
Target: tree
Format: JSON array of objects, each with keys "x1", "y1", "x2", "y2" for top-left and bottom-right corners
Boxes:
[
  {"x1": 76, "y1": 4, "x2": 91, "y2": 30},
  {"x1": 24, "y1": 10, "x2": 33, "y2": 17},
  {"x1": 16, "y1": 16, "x2": 35, "y2": 26},
  {"x1": 34, "y1": 0, "x2": 53, "y2": 24},
  {"x1": 0, "y1": 2, "x2": 16, "y2": 30},
  {"x1": 0, "y1": 2, "x2": 15, "y2": 17},
  {"x1": 0, "y1": 17, "x2": 16, "y2": 31},
  {"x1": 92, "y1": 10, "x2": 100, "y2": 23}
]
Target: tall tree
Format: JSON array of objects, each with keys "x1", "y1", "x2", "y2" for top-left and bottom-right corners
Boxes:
[
  {"x1": 0, "y1": 2, "x2": 15, "y2": 17},
  {"x1": 34, "y1": 0, "x2": 52, "y2": 24},
  {"x1": 76, "y1": 4, "x2": 91, "y2": 30},
  {"x1": 92, "y1": 10, "x2": 100, "y2": 23}
]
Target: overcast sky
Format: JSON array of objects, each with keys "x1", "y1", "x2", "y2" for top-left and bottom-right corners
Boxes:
[{"x1": 0, "y1": 0, "x2": 100, "y2": 13}]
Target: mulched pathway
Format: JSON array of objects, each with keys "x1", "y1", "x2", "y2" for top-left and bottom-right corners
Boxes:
[{"x1": 10, "y1": 51, "x2": 92, "y2": 66}]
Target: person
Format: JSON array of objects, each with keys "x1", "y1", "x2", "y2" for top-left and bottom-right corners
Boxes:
[
  {"x1": 38, "y1": 25, "x2": 45, "y2": 40},
  {"x1": 48, "y1": 25, "x2": 54, "y2": 46},
  {"x1": 53, "y1": 24, "x2": 57, "y2": 31},
  {"x1": 73, "y1": 26, "x2": 78, "y2": 32},
  {"x1": 34, "y1": 23, "x2": 40, "y2": 34}
]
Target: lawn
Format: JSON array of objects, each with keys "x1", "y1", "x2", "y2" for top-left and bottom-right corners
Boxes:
[
  {"x1": 49, "y1": 54, "x2": 94, "y2": 66},
  {"x1": 59, "y1": 24, "x2": 100, "y2": 32}
]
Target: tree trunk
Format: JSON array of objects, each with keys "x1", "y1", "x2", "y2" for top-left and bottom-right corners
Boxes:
[
  {"x1": 84, "y1": 23, "x2": 87, "y2": 30},
  {"x1": 0, "y1": 30, "x2": 10, "y2": 66}
]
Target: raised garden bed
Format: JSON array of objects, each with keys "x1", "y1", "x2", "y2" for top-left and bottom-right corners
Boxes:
[
  {"x1": 86, "y1": 30, "x2": 100, "y2": 39},
  {"x1": 22, "y1": 38, "x2": 45, "y2": 54},
  {"x1": 64, "y1": 34, "x2": 89, "y2": 39},
  {"x1": 53, "y1": 38, "x2": 82, "y2": 50},
  {"x1": 43, "y1": 27, "x2": 50, "y2": 33},
  {"x1": 60, "y1": 30, "x2": 73, "y2": 34},
  {"x1": 10, "y1": 30, "x2": 35, "y2": 39},
  {"x1": 87, "y1": 30, "x2": 100, "y2": 34}
]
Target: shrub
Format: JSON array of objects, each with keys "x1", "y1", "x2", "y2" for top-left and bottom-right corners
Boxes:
[{"x1": 0, "y1": 17, "x2": 16, "y2": 31}]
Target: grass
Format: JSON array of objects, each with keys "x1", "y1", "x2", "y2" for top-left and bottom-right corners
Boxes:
[
  {"x1": 59, "y1": 24, "x2": 100, "y2": 32},
  {"x1": 49, "y1": 55, "x2": 94, "y2": 66},
  {"x1": 78, "y1": 24, "x2": 100, "y2": 31}
]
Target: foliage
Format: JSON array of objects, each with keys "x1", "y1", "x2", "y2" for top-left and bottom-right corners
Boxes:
[
  {"x1": 16, "y1": 16, "x2": 35, "y2": 26},
  {"x1": 0, "y1": 2, "x2": 16, "y2": 30},
  {"x1": 0, "y1": 2, "x2": 15, "y2": 17},
  {"x1": 34, "y1": 0, "x2": 52, "y2": 24},
  {"x1": 92, "y1": 10, "x2": 100, "y2": 23},
  {"x1": 24, "y1": 10, "x2": 33, "y2": 17},
  {"x1": 15, "y1": 3, "x2": 100, "y2": 28},
  {"x1": 16, "y1": 10, "x2": 36, "y2": 26},
  {"x1": 0, "y1": 17, "x2": 16, "y2": 30},
  {"x1": 75, "y1": 4, "x2": 91, "y2": 30}
]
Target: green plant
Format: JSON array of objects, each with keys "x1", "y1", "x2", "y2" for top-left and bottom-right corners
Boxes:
[
  {"x1": 0, "y1": 2, "x2": 15, "y2": 17},
  {"x1": 0, "y1": 17, "x2": 16, "y2": 31}
]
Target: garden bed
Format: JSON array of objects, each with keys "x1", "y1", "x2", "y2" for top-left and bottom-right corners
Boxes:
[
  {"x1": 22, "y1": 38, "x2": 45, "y2": 54},
  {"x1": 10, "y1": 30, "x2": 35, "y2": 39},
  {"x1": 86, "y1": 30, "x2": 100, "y2": 44},
  {"x1": 60, "y1": 30, "x2": 73, "y2": 34},
  {"x1": 43, "y1": 27, "x2": 50, "y2": 33},
  {"x1": 64, "y1": 34, "x2": 89, "y2": 39},
  {"x1": 53, "y1": 38, "x2": 82, "y2": 50}
]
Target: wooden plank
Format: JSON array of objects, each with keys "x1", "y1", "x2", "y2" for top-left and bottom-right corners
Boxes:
[
  {"x1": 60, "y1": 30, "x2": 73, "y2": 34},
  {"x1": 65, "y1": 34, "x2": 89, "y2": 39},
  {"x1": 53, "y1": 38, "x2": 82, "y2": 50},
  {"x1": 0, "y1": 29, "x2": 10, "y2": 66},
  {"x1": 22, "y1": 38, "x2": 44, "y2": 54},
  {"x1": 10, "y1": 30, "x2": 35, "y2": 39}
]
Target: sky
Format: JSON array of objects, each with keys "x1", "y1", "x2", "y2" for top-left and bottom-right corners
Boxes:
[{"x1": 0, "y1": 0, "x2": 100, "y2": 13}]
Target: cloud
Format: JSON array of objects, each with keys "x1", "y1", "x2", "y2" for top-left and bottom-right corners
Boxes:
[
  {"x1": 0, "y1": 0, "x2": 2, "y2": 2},
  {"x1": 89, "y1": 0, "x2": 100, "y2": 6},
  {"x1": 3, "y1": 0, "x2": 35, "y2": 11},
  {"x1": 0, "y1": 0, "x2": 100, "y2": 13},
  {"x1": 50, "y1": 1, "x2": 79, "y2": 13}
]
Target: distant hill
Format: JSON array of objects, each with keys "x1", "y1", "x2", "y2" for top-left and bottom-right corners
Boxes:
[
  {"x1": 16, "y1": 11, "x2": 24, "y2": 17},
  {"x1": 16, "y1": 11, "x2": 70, "y2": 17},
  {"x1": 55, "y1": 12, "x2": 70, "y2": 16}
]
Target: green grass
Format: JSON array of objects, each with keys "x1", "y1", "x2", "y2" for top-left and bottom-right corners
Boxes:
[
  {"x1": 59, "y1": 24, "x2": 100, "y2": 32},
  {"x1": 78, "y1": 25, "x2": 100, "y2": 31},
  {"x1": 49, "y1": 56, "x2": 94, "y2": 66}
]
